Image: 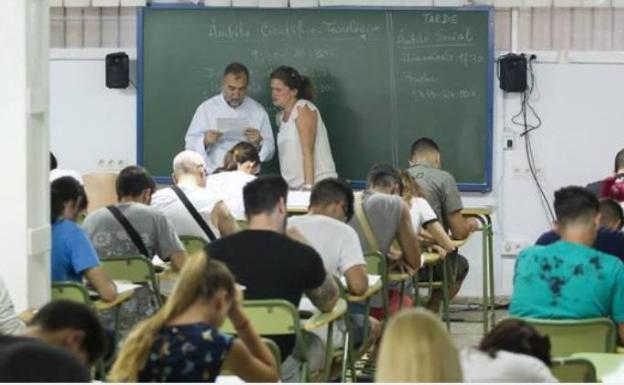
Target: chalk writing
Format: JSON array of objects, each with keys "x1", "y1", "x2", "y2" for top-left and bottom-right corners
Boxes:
[{"x1": 412, "y1": 88, "x2": 477, "y2": 100}]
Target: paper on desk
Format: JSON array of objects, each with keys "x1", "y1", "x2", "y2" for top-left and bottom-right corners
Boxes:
[
  {"x1": 216, "y1": 117, "x2": 249, "y2": 140},
  {"x1": 114, "y1": 281, "x2": 141, "y2": 294},
  {"x1": 287, "y1": 190, "x2": 311, "y2": 209}
]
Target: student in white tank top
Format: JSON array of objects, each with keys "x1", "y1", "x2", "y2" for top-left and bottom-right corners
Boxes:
[
  {"x1": 205, "y1": 141, "x2": 259, "y2": 221},
  {"x1": 270, "y1": 66, "x2": 337, "y2": 190}
]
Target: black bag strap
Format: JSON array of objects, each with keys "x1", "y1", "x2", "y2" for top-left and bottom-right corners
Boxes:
[
  {"x1": 106, "y1": 205, "x2": 150, "y2": 258},
  {"x1": 170, "y1": 185, "x2": 217, "y2": 241}
]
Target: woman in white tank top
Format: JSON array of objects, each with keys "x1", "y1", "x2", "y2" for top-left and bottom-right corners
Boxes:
[{"x1": 270, "y1": 66, "x2": 337, "y2": 190}]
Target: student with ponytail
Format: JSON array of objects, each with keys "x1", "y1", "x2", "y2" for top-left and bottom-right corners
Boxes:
[
  {"x1": 50, "y1": 177, "x2": 117, "y2": 302},
  {"x1": 270, "y1": 65, "x2": 337, "y2": 190},
  {"x1": 108, "y1": 255, "x2": 278, "y2": 382},
  {"x1": 206, "y1": 142, "x2": 260, "y2": 220}
]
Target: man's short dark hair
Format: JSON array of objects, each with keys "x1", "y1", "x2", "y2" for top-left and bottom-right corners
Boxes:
[
  {"x1": 599, "y1": 198, "x2": 624, "y2": 230},
  {"x1": 309, "y1": 178, "x2": 355, "y2": 222},
  {"x1": 31, "y1": 301, "x2": 106, "y2": 365},
  {"x1": 0, "y1": 336, "x2": 90, "y2": 382},
  {"x1": 224, "y1": 62, "x2": 249, "y2": 81},
  {"x1": 50, "y1": 152, "x2": 58, "y2": 171},
  {"x1": 115, "y1": 165, "x2": 156, "y2": 200},
  {"x1": 367, "y1": 163, "x2": 401, "y2": 191},
  {"x1": 553, "y1": 186, "x2": 600, "y2": 227},
  {"x1": 410, "y1": 137, "x2": 440, "y2": 158},
  {"x1": 615, "y1": 148, "x2": 624, "y2": 173},
  {"x1": 243, "y1": 175, "x2": 288, "y2": 217}
]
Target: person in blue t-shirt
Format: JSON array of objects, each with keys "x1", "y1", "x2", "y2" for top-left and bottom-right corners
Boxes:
[
  {"x1": 511, "y1": 186, "x2": 624, "y2": 345},
  {"x1": 535, "y1": 198, "x2": 624, "y2": 262},
  {"x1": 51, "y1": 177, "x2": 116, "y2": 302}
]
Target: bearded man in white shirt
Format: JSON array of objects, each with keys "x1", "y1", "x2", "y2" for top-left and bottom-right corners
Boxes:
[{"x1": 185, "y1": 62, "x2": 275, "y2": 173}]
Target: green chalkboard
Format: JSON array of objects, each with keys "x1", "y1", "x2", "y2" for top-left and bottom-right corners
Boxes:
[{"x1": 139, "y1": 6, "x2": 493, "y2": 191}]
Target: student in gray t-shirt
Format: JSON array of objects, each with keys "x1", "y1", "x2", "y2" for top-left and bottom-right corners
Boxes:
[
  {"x1": 82, "y1": 166, "x2": 186, "y2": 270},
  {"x1": 348, "y1": 164, "x2": 422, "y2": 277},
  {"x1": 406, "y1": 138, "x2": 480, "y2": 311},
  {"x1": 82, "y1": 166, "x2": 187, "y2": 336}
]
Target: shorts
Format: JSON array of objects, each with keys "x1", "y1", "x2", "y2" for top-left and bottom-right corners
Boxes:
[{"x1": 417, "y1": 252, "x2": 469, "y2": 283}]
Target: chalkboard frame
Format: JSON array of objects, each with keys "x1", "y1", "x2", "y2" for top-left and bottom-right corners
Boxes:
[{"x1": 137, "y1": 4, "x2": 494, "y2": 192}]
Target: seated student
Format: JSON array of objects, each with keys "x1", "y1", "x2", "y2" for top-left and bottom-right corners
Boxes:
[
  {"x1": 83, "y1": 165, "x2": 186, "y2": 270},
  {"x1": 205, "y1": 141, "x2": 259, "y2": 221},
  {"x1": 406, "y1": 138, "x2": 479, "y2": 311},
  {"x1": 0, "y1": 335, "x2": 90, "y2": 382},
  {"x1": 151, "y1": 151, "x2": 238, "y2": 243},
  {"x1": 376, "y1": 308, "x2": 462, "y2": 382},
  {"x1": 536, "y1": 197, "x2": 624, "y2": 262},
  {"x1": 49, "y1": 151, "x2": 83, "y2": 185},
  {"x1": 586, "y1": 147, "x2": 624, "y2": 197},
  {"x1": 348, "y1": 164, "x2": 421, "y2": 316},
  {"x1": 0, "y1": 276, "x2": 25, "y2": 335},
  {"x1": 288, "y1": 178, "x2": 381, "y2": 351},
  {"x1": 207, "y1": 175, "x2": 339, "y2": 382},
  {"x1": 51, "y1": 177, "x2": 117, "y2": 302},
  {"x1": 601, "y1": 171, "x2": 624, "y2": 210},
  {"x1": 109, "y1": 257, "x2": 278, "y2": 382},
  {"x1": 461, "y1": 319, "x2": 557, "y2": 383},
  {"x1": 399, "y1": 170, "x2": 456, "y2": 254},
  {"x1": 511, "y1": 186, "x2": 624, "y2": 344},
  {"x1": 20, "y1": 300, "x2": 107, "y2": 368}
]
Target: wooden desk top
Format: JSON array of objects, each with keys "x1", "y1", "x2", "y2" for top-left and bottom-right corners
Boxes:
[
  {"x1": 93, "y1": 288, "x2": 134, "y2": 310},
  {"x1": 572, "y1": 352, "x2": 624, "y2": 383},
  {"x1": 303, "y1": 298, "x2": 347, "y2": 331},
  {"x1": 346, "y1": 279, "x2": 382, "y2": 302},
  {"x1": 462, "y1": 207, "x2": 494, "y2": 216}
]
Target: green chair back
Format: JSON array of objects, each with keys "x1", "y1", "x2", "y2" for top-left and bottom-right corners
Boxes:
[
  {"x1": 364, "y1": 251, "x2": 388, "y2": 318},
  {"x1": 222, "y1": 299, "x2": 309, "y2": 381},
  {"x1": 100, "y1": 255, "x2": 162, "y2": 306},
  {"x1": 236, "y1": 220, "x2": 249, "y2": 230},
  {"x1": 523, "y1": 317, "x2": 617, "y2": 356},
  {"x1": 263, "y1": 337, "x2": 282, "y2": 377},
  {"x1": 551, "y1": 357, "x2": 597, "y2": 382},
  {"x1": 51, "y1": 281, "x2": 92, "y2": 305},
  {"x1": 179, "y1": 235, "x2": 209, "y2": 256}
]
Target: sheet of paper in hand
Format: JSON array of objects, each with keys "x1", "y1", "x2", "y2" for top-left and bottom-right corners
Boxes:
[{"x1": 216, "y1": 117, "x2": 249, "y2": 141}]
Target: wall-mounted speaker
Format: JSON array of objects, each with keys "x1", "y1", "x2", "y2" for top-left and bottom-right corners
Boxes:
[
  {"x1": 497, "y1": 53, "x2": 527, "y2": 93},
  {"x1": 105, "y1": 52, "x2": 129, "y2": 89}
]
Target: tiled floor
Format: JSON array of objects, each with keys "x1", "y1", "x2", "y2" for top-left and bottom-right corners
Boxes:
[{"x1": 448, "y1": 306, "x2": 510, "y2": 350}]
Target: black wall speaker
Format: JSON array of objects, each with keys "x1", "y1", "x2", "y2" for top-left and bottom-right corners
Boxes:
[
  {"x1": 497, "y1": 53, "x2": 527, "y2": 93},
  {"x1": 105, "y1": 52, "x2": 129, "y2": 89}
]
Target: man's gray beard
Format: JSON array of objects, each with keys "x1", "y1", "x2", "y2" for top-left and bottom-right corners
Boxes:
[{"x1": 227, "y1": 99, "x2": 243, "y2": 108}]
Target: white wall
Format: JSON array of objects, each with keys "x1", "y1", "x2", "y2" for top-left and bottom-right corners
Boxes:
[
  {"x1": 50, "y1": 54, "x2": 136, "y2": 173},
  {"x1": 49, "y1": 53, "x2": 624, "y2": 297},
  {"x1": 1, "y1": 0, "x2": 51, "y2": 311}
]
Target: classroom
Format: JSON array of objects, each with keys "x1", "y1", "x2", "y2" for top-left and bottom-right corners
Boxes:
[{"x1": 2, "y1": 0, "x2": 624, "y2": 382}]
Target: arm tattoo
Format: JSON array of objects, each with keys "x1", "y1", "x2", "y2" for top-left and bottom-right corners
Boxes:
[{"x1": 305, "y1": 273, "x2": 338, "y2": 312}]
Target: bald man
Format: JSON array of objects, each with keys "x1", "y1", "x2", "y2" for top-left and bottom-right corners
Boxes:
[{"x1": 151, "y1": 151, "x2": 238, "y2": 243}]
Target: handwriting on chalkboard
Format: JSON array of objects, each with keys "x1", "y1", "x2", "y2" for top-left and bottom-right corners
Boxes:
[
  {"x1": 399, "y1": 51, "x2": 484, "y2": 67},
  {"x1": 396, "y1": 27, "x2": 474, "y2": 48},
  {"x1": 412, "y1": 88, "x2": 477, "y2": 100},
  {"x1": 205, "y1": 19, "x2": 251, "y2": 39},
  {"x1": 402, "y1": 72, "x2": 438, "y2": 84},
  {"x1": 258, "y1": 19, "x2": 383, "y2": 41}
]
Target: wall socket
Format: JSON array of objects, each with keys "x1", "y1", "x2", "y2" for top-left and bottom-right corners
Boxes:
[
  {"x1": 512, "y1": 166, "x2": 544, "y2": 180},
  {"x1": 502, "y1": 239, "x2": 529, "y2": 255},
  {"x1": 96, "y1": 159, "x2": 127, "y2": 171}
]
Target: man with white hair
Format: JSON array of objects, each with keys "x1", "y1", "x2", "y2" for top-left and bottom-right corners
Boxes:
[{"x1": 151, "y1": 151, "x2": 238, "y2": 243}]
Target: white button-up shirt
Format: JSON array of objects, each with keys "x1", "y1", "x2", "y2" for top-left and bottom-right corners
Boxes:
[{"x1": 185, "y1": 94, "x2": 275, "y2": 173}]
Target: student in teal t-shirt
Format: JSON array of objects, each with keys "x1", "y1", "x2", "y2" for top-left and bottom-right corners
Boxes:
[{"x1": 510, "y1": 186, "x2": 624, "y2": 345}]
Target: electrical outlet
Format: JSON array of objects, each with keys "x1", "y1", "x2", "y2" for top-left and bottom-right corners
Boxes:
[
  {"x1": 502, "y1": 239, "x2": 529, "y2": 255},
  {"x1": 512, "y1": 166, "x2": 544, "y2": 180}
]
